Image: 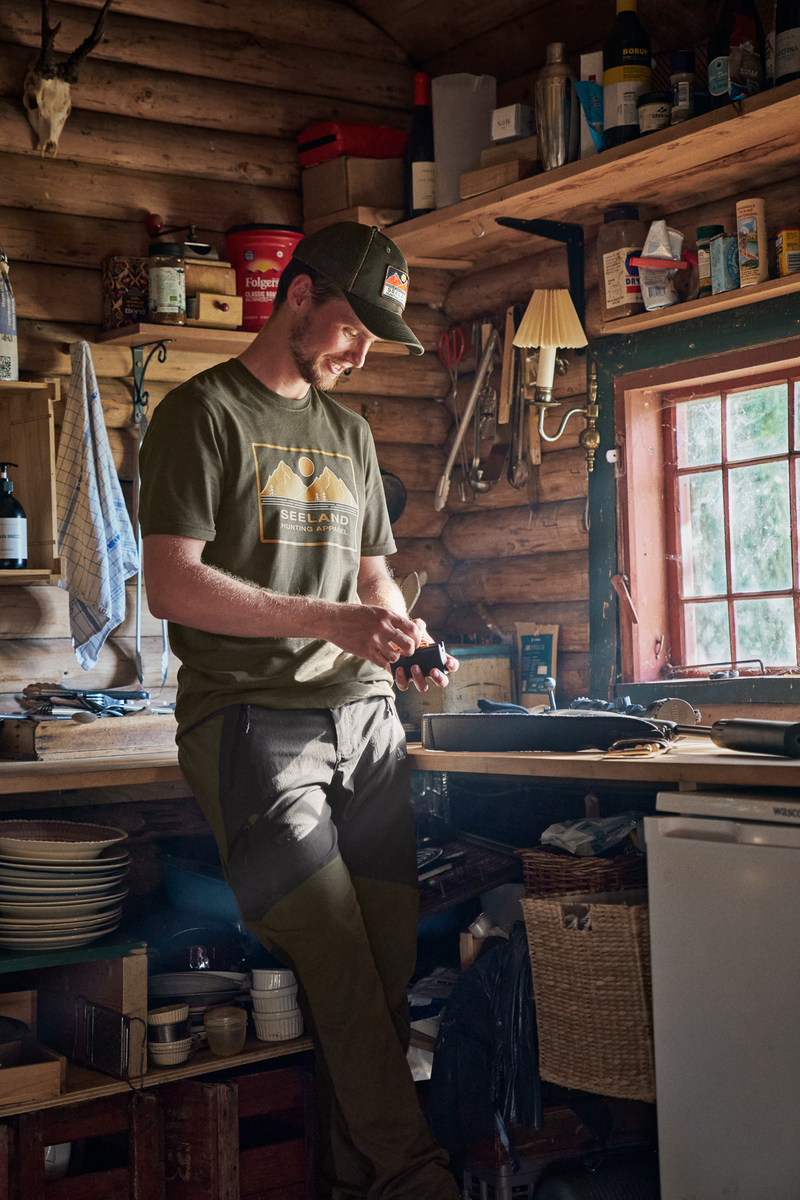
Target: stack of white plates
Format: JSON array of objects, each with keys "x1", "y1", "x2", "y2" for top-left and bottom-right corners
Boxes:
[
  {"x1": 148, "y1": 971, "x2": 249, "y2": 1011},
  {"x1": 0, "y1": 820, "x2": 129, "y2": 950}
]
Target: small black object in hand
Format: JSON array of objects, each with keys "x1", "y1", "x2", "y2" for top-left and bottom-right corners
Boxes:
[{"x1": 391, "y1": 641, "x2": 449, "y2": 678}]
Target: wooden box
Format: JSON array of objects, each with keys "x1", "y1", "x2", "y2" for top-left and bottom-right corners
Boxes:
[
  {"x1": 184, "y1": 260, "x2": 237, "y2": 298},
  {"x1": 162, "y1": 1065, "x2": 314, "y2": 1199},
  {"x1": 0, "y1": 711, "x2": 179, "y2": 760},
  {"x1": 0, "y1": 1038, "x2": 66, "y2": 1105},
  {"x1": 0, "y1": 379, "x2": 61, "y2": 585},
  {"x1": 185, "y1": 292, "x2": 243, "y2": 329},
  {"x1": 302, "y1": 156, "x2": 403, "y2": 220}
]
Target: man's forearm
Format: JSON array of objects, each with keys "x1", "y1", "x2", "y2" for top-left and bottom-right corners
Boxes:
[{"x1": 356, "y1": 572, "x2": 407, "y2": 617}]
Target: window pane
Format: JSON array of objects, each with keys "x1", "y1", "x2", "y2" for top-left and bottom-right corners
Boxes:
[
  {"x1": 684, "y1": 601, "x2": 730, "y2": 665},
  {"x1": 679, "y1": 471, "x2": 726, "y2": 596},
  {"x1": 794, "y1": 381, "x2": 800, "y2": 450},
  {"x1": 734, "y1": 597, "x2": 798, "y2": 666},
  {"x1": 729, "y1": 460, "x2": 791, "y2": 592},
  {"x1": 676, "y1": 396, "x2": 721, "y2": 467},
  {"x1": 727, "y1": 383, "x2": 788, "y2": 461}
]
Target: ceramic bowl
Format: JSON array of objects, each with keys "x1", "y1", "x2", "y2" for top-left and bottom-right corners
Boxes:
[{"x1": 252, "y1": 1010, "x2": 303, "y2": 1042}]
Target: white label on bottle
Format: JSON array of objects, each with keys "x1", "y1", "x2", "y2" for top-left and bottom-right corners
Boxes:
[
  {"x1": 708, "y1": 55, "x2": 729, "y2": 96},
  {"x1": 776, "y1": 29, "x2": 800, "y2": 77},
  {"x1": 411, "y1": 161, "x2": 436, "y2": 210},
  {"x1": 0, "y1": 518, "x2": 27, "y2": 559},
  {"x1": 603, "y1": 246, "x2": 643, "y2": 309},
  {"x1": 149, "y1": 265, "x2": 185, "y2": 315},
  {"x1": 603, "y1": 75, "x2": 649, "y2": 130}
]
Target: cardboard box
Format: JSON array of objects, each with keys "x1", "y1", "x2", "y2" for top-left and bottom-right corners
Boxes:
[
  {"x1": 580, "y1": 51, "x2": 603, "y2": 159},
  {"x1": 460, "y1": 159, "x2": 539, "y2": 200},
  {"x1": 302, "y1": 157, "x2": 403, "y2": 221},
  {"x1": 492, "y1": 103, "x2": 535, "y2": 143}
]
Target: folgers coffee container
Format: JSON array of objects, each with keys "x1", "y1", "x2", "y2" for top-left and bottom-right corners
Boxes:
[
  {"x1": 102, "y1": 257, "x2": 149, "y2": 331},
  {"x1": 225, "y1": 225, "x2": 303, "y2": 332},
  {"x1": 736, "y1": 197, "x2": 768, "y2": 286}
]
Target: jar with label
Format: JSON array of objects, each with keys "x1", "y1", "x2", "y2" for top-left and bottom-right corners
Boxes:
[
  {"x1": 597, "y1": 206, "x2": 648, "y2": 323},
  {"x1": 148, "y1": 242, "x2": 186, "y2": 325},
  {"x1": 637, "y1": 92, "x2": 670, "y2": 133},
  {"x1": 696, "y1": 224, "x2": 724, "y2": 296},
  {"x1": 670, "y1": 50, "x2": 696, "y2": 123}
]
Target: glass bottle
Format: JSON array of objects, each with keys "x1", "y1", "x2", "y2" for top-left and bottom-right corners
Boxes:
[
  {"x1": 708, "y1": 0, "x2": 765, "y2": 106},
  {"x1": 403, "y1": 73, "x2": 436, "y2": 220},
  {"x1": 0, "y1": 463, "x2": 27, "y2": 569},
  {"x1": 603, "y1": 0, "x2": 652, "y2": 149},
  {"x1": 148, "y1": 242, "x2": 186, "y2": 325},
  {"x1": 776, "y1": 0, "x2": 800, "y2": 84}
]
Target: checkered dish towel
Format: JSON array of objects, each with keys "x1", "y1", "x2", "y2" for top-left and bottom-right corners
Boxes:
[{"x1": 56, "y1": 340, "x2": 139, "y2": 669}]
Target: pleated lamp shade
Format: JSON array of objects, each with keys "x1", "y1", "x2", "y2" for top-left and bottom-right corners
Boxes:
[
  {"x1": 512, "y1": 289, "x2": 587, "y2": 393},
  {"x1": 512, "y1": 289, "x2": 588, "y2": 350}
]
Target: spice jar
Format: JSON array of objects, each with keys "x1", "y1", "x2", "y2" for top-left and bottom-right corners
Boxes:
[
  {"x1": 148, "y1": 242, "x2": 185, "y2": 325},
  {"x1": 597, "y1": 206, "x2": 648, "y2": 323},
  {"x1": 696, "y1": 224, "x2": 724, "y2": 297},
  {"x1": 637, "y1": 92, "x2": 670, "y2": 134},
  {"x1": 670, "y1": 50, "x2": 696, "y2": 124}
]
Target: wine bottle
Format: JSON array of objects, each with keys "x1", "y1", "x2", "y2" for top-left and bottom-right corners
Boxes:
[
  {"x1": 708, "y1": 0, "x2": 765, "y2": 106},
  {"x1": 603, "y1": 0, "x2": 652, "y2": 150},
  {"x1": 0, "y1": 463, "x2": 27, "y2": 570},
  {"x1": 776, "y1": 0, "x2": 800, "y2": 85},
  {"x1": 403, "y1": 73, "x2": 436, "y2": 220}
]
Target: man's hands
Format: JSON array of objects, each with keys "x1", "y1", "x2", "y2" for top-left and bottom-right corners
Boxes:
[
  {"x1": 324, "y1": 602, "x2": 420, "y2": 669},
  {"x1": 392, "y1": 620, "x2": 459, "y2": 694}
]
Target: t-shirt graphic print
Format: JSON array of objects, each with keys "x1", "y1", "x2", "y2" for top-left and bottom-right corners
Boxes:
[{"x1": 254, "y1": 442, "x2": 360, "y2": 553}]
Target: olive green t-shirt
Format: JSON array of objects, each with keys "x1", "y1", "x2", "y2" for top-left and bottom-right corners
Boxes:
[{"x1": 138, "y1": 359, "x2": 396, "y2": 733}]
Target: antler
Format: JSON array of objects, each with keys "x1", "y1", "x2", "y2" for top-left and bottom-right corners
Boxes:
[
  {"x1": 34, "y1": 0, "x2": 62, "y2": 80},
  {"x1": 59, "y1": 0, "x2": 113, "y2": 83}
]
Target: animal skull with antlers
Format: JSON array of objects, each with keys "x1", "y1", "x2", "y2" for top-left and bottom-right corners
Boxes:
[{"x1": 23, "y1": 0, "x2": 113, "y2": 156}]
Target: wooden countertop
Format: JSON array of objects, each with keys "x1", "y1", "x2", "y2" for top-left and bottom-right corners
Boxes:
[
  {"x1": 0, "y1": 750, "x2": 184, "y2": 795},
  {"x1": 407, "y1": 737, "x2": 800, "y2": 789}
]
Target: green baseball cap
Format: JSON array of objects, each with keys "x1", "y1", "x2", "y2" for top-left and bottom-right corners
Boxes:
[{"x1": 291, "y1": 222, "x2": 423, "y2": 355}]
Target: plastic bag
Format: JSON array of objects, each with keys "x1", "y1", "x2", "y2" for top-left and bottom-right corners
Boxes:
[
  {"x1": 540, "y1": 814, "x2": 637, "y2": 856},
  {"x1": 638, "y1": 219, "x2": 684, "y2": 311},
  {"x1": 428, "y1": 922, "x2": 541, "y2": 1178}
]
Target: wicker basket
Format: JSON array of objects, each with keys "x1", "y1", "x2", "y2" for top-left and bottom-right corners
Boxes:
[
  {"x1": 517, "y1": 846, "x2": 647, "y2": 898},
  {"x1": 521, "y1": 894, "x2": 655, "y2": 1103}
]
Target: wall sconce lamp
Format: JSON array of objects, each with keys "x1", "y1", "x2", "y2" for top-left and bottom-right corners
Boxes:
[{"x1": 512, "y1": 289, "x2": 600, "y2": 472}]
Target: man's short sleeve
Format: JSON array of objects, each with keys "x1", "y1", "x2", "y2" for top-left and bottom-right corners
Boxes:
[{"x1": 138, "y1": 386, "x2": 223, "y2": 542}]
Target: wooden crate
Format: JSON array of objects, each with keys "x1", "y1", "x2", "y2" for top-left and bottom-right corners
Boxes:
[
  {"x1": 0, "y1": 380, "x2": 61, "y2": 585},
  {"x1": 162, "y1": 1065, "x2": 314, "y2": 1199},
  {"x1": 0, "y1": 1038, "x2": 66, "y2": 1106}
]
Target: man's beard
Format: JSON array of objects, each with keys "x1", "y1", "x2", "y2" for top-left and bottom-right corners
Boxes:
[{"x1": 288, "y1": 307, "x2": 343, "y2": 391}]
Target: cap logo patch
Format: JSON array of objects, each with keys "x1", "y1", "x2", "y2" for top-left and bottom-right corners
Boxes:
[{"x1": 382, "y1": 267, "x2": 408, "y2": 310}]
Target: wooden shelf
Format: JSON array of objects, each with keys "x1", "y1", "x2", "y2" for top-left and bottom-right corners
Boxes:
[
  {"x1": 599, "y1": 272, "x2": 800, "y2": 334},
  {"x1": 0, "y1": 1034, "x2": 314, "y2": 1117},
  {"x1": 390, "y1": 81, "x2": 800, "y2": 273},
  {"x1": 0, "y1": 380, "x2": 61, "y2": 586},
  {"x1": 96, "y1": 322, "x2": 407, "y2": 356}
]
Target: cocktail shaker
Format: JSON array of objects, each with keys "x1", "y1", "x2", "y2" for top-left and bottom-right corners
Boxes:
[{"x1": 535, "y1": 43, "x2": 580, "y2": 170}]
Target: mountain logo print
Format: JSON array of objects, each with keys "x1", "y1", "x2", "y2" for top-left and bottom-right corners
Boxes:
[{"x1": 253, "y1": 443, "x2": 359, "y2": 552}]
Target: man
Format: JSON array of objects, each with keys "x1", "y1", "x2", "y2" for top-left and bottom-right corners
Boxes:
[{"x1": 139, "y1": 223, "x2": 460, "y2": 1199}]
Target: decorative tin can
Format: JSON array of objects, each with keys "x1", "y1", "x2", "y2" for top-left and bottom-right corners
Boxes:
[
  {"x1": 102, "y1": 257, "x2": 149, "y2": 330},
  {"x1": 777, "y1": 229, "x2": 800, "y2": 277},
  {"x1": 710, "y1": 232, "x2": 740, "y2": 294}
]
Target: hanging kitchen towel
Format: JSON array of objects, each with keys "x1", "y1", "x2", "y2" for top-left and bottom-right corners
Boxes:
[{"x1": 56, "y1": 340, "x2": 139, "y2": 669}]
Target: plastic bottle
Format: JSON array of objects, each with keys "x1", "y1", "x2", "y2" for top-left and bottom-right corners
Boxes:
[
  {"x1": 148, "y1": 243, "x2": 186, "y2": 325},
  {"x1": 708, "y1": 0, "x2": 765, "y2": 106},
  {"x1": 776, "y1": 0, "x2": 800, "y2": 84},
  {"x1": 0, "y1": 463, "x2": 27, "y2": 570},
  {"x1": 603, "y1": 0, "x2": 652, "y2": 149},
  {"x1": 597, "y1": 207, "x2": 648, "y2": 322},
  {"x1": 404, "y1": 73, "x2": 436, "y2": 220}
]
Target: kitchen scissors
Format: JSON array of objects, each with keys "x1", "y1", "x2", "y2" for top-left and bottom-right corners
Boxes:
[{"x1": 438, "y1": 328, "x2": 464, "y2": 395}]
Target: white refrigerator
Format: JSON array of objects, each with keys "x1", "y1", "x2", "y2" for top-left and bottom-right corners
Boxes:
[{"x1": 646, "y1": 791, "x2": 800, "y2": 1199}]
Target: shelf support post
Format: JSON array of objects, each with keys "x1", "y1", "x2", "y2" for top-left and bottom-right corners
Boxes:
[
  {"x1": 494, "y1": 217, "x2": 585, "y2": 341},
  {"x1": 132, "y1": 340, "x2": 173, "y2": 425}
]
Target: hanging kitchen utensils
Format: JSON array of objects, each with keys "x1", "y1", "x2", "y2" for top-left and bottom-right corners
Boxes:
[{"x1": 434, "y1": 327, "x2": 500, "y2": 511}]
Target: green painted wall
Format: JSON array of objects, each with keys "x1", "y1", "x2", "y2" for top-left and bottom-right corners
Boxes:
[{"x1": 588, "y1": 293, "x2": 800, "y2": 700}]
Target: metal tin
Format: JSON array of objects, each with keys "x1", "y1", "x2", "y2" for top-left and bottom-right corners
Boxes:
[
  {"x1": 736, "y1": 198, "x2": 768, "y2": 287},
  {"x1": 777, "y1": 228, "x2": 800, "y2": 277},
  {"x1": 710, "y1": 232, "x2": 740, "y2": 294},
  {"x1": 102, "y1": 256, "x2": 148, "y2": 331}
]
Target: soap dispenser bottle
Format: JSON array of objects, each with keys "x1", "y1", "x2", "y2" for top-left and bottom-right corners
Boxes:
[{"x1": 0, "y1": 463, "x2": 27, "y2": 569}]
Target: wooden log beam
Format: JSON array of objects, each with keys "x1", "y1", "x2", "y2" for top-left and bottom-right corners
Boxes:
[
  {"x1": 557, "y1": 651, "x2": 591, "y2": 702},
  {"x1": 67, "y1": 0, "x2": 408, "y2": 63},
  {"x1": 528, "y1": 448, "x2": 589, "y2": 505},
  {"x1": 444, "y1": 601, "x2": 590, "y2": 653},
  {"x1": 0, "y1": 43, "x2": 410, "y2": 140},
  {"x1": 0, "y1": 152, "x2": 301, "y2": 230},
  {"x1": 387, "y1": 538, "x2": 455, "y2": 584},
  {"x1": 442, "y1": 498, "x2": 589, "y2": 560},
  {"x1": 447, "y1": 550, "x2": 589, "y2": 605},
  {"x1": 1, "y1": 2, "x2": 414, "y2": 109},
  {"x1": 0, "y1": 585, "x2": 165, "y2": 639},
  {"x1": 0, "y1": 99, "x2": 299, "y2": 189},
  {"x1": 390, "y1": 492, "x2": 447, "y2": 539},
  {"x1": 413, "y1": 584, "x2": 452, "y2": 633},
  {"x1": 337, "y1": 395, "x2": 451, "y2": 445},
  {"x1": 445, "y1": 243, "x2": 599, "y2": 325},
  {"x1": 375, "y1": 443, "x2": 447, "y2": 492},
  {"x1": 0, "y1": 638, "x2": 179, "y2": 691}
]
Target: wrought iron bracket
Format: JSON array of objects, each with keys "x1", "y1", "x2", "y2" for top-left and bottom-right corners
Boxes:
[
  {"x1": 494, "y1": 216, "x2": 586, "y2": 347},
  {"x1": 132, "y1": 339, "x2": 173, "y2": 424}
]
